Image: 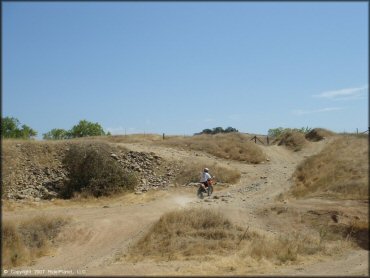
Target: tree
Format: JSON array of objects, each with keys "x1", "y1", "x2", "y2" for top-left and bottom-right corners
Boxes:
[
  {"x1": 201, "y1": 128, "x2": 213, "y2": 134},
  {"x1": 19, "y1": 124, "x2": 37, "y2": 139},
  {"x1": 1, "y1": 117, "x2": 37, "y2": 139},
  {"x1": 212, "y1": 127, "x2": 224, "y2": 134},
  {"x1": 69, "y1": 120, "x2": 105, "y2": 138},
  {"x1": 225, "y1": 126, "x2": 238, "y2": 133},
  {"x1": 196, "y1": 126, "x2": 239, "y2": 135},
  {"x1": 43, "y1": 128, "x2": 70, "y2": 140}
]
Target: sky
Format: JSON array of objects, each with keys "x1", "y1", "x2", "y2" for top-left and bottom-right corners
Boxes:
[{"x1": 2, "y1": 2, "x2": 369, "y2": 138}]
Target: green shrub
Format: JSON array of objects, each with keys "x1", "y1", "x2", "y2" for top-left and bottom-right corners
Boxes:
[
  {"x1": 62, "y1": 142, "x2": 137, "y2": 198},
  {"x1": 268, "y1": 127, "x2": 312, "y2": 138}
]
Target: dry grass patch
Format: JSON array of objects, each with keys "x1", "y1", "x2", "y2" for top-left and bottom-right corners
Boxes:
[
  {"x1": 290, "y1": 135, "x2": 368, "y2": 199},
  {"x1": 157, "y1": 133, "x2": 266, "y2": 163},
  {"x1": 94, "y1": 133, "x2": 163, "y2": 144},
  {"x1": 175, "y1": 160, "x2": 241, "y2": 185},
  {"x1": 128, "y1": 208, "x2": 249, "y2": 261},
  {"x1": 305, "y1": 128, "x2": 336, "y2": 142},
  {"x1": 274, "y1": 131, "x2": 307, "y2": 151},
  {"x1": 127, "y1": 209, "x2": 328, "y2": 265},
  {"x1": 2, "y1": 215, "x2": 70, "y2": 268}
]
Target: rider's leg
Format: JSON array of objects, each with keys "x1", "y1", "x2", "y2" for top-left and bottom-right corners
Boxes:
[{"x1": 202, "y1": 182, "x2": 207, "y2": 191}]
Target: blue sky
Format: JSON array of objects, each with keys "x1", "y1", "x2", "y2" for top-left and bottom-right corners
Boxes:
[{"x1": 3, "y1": 2, "x2": 368, "y2": 137}]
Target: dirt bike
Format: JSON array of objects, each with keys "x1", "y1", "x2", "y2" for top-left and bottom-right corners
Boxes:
[{"x1": 197, "y1": 178, "x2": 215, "y2": 199}]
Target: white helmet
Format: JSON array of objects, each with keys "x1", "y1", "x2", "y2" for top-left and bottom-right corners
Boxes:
[{"x1": 204, "y1": 168, "x2": 209, "y2": 172}]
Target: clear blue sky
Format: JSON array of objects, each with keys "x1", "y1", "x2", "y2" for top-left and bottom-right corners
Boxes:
[{"x1": 3, "y1": 2, "x2": 368, "y2": 137}]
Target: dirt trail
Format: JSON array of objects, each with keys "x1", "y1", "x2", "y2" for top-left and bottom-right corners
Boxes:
[{"x1": 3, "y1": 139, "x2": 368, "y2": 276}]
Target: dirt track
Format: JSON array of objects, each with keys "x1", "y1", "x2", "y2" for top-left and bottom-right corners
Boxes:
[{"x1": 3, "y1": 139, "x2": 369, "y2": 276}]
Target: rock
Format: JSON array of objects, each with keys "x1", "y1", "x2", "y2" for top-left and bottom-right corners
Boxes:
[
  {"x1": 110, "y1": 154, "x2": 118, "y2": 160},
  {"x1": 135, "y1": 191, "x2": 143, "y2": 195}
]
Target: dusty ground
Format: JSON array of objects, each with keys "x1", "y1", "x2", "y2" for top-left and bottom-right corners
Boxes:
[{"x1": 2, "y1": 138, "x2": 369, "y2": 276}]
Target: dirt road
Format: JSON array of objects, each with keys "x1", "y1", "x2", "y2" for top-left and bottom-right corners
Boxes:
[{"x1": 3, "y1": 139, "x2": 368, "y2": 276}]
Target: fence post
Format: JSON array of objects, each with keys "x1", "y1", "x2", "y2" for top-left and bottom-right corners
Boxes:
[
  {"x1": 267, "y1": 136, "x2": 269, "y2": 145},
  {"x1": 357, "y1": 128, "x2": 358, "y2": 134},
  {"x1": 163, "y1": 133, "x2": 165, "y2": 140}
]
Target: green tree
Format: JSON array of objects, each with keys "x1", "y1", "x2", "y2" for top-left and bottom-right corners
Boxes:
[
  {"x1": 201, "y1": 128, "x2": 213, "y2": 134},
  {"x1": 212, "y1": 127, "x2": 224, "y2": 134},
  {"x1": 1, "y1": 117, "x2": 37, "y2": 139},
  {"x1": 225, "y1": 126, "x2": 238, "y2": 133},
  {"x1": 268, "y1": 127, "x2": 285, "y2": 138},
  {"x1": 69, "y1": 120, "x2": 105, "y2": 138},
  {"x1": 43, "y1": 128, "x2": 70, "y2": 140},
  {"x1": 19, "y1": 124, "x2": 37, "y2": 139}
]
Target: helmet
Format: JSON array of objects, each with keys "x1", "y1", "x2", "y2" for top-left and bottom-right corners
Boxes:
[{"x1": 204, "y1": 168, "x2": 209, "y2": 172}]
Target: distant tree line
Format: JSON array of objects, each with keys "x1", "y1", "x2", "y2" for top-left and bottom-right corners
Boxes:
[
  {"x1": 1, "y1": 117, "x2": 37, "y2": 139},
  {"x1": 43, "y1": 120, "x2": 109, "y2": 140},
  {"x1": 1, "y1": 117, "x2": 110, "y2": 140},
  {"x1": 195, "y1": 126, "x2": 239, "y2": 135},
  {"x1": 42, "y1": 120, "x2": 106, "y2": 140}
]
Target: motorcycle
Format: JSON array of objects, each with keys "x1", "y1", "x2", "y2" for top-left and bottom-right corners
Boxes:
[{"x1": 197, "y1": 178, "x2": 215, "y2": 199}]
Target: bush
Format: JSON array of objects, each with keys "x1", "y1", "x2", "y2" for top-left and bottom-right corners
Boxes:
[
  {"x1": 268, "y1": 127, "x2": 311, "y2": 138},
  {"x1": 2, "y1": 216, "x2": 69, "y2": 268},
  {"x1": 62, "y1": 142, "x2": 137, "y2": 198}
]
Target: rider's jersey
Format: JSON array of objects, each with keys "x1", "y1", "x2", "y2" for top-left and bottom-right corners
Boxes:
[{"x1": 200, "y1": 172, "x2": 211, "y2": 183}]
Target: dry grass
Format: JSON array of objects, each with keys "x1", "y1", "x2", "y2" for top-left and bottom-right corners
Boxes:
[
  {"x1": 127, "y1": 208, "x2": 328, "y2": 265},
  {"x1": 157, "y1": 133, "x2": 266, "y2": 163},
  {"x1": 290, "y1": 135, "x2": 368, "y2": 199},
  {"x1": 78, "y1": 133, "x2": 266, "y2": 163},
  {"x1": 305, "y1": 128, "x2": 336, "y2": 142},
  {"x1": 174, "y1": 160, "x2": 241, "y2": 185},
  {"x1": 128, "y1": 208, "x2": 245, "y2": 261},
  {"x1": 2, "y1": 215, "x2": 70, "y2": 267},
  {"x1": 274, "y1": 131, "x2": 308, "y2": 151},
  {"x1": 93, "y1": 133, "x2": 163, "y2": 144}
]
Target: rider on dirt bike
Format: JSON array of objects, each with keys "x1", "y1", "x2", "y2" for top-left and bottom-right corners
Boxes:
[{"x1": 200, "y1": 168, "x2": 212, "y2": 196}]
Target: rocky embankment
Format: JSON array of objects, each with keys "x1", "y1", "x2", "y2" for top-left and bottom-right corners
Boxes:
[
  {"x1": 112, "y1": 150, "x2": 180, "y2": 194},
  {"x1": 3, "y1": 141, "x2": 179, "y2": 201}
]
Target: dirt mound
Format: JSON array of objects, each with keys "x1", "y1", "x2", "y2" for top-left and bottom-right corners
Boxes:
[{"x1": 305, "y1": 128, "x2": 336, "y2": 142}]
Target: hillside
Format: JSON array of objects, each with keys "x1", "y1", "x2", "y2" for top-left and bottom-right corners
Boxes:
[{"x1": 2, "y1": 133, "x2": 368, "y2": 276}]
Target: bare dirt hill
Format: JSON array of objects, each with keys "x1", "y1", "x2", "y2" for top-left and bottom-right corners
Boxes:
[{"x1": 2, "y1": 136, "x2": 368, "y2": 276}]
